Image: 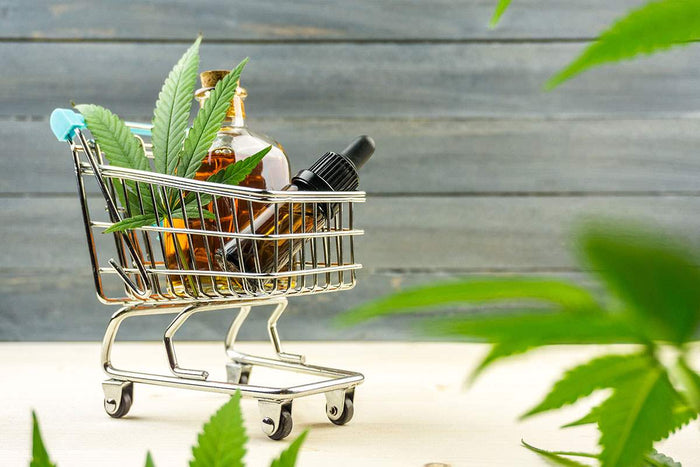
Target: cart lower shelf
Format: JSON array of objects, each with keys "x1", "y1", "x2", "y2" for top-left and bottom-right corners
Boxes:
[{"x1": 101, "y1": 298, "x2": 363, "y2": 440}]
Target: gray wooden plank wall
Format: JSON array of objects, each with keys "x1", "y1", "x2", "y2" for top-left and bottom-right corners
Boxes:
[{"x1": 1, "y1": 1, "x2": 699, "y2": 341}]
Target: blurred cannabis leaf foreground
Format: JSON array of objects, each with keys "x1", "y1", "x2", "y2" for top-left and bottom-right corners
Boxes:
[
  {"x1": 340, "y1": 222, "x2": 700, "y2": 467},
  {"x1": 30, "y1": 392, "x2": 307, "y2": 467},
  {"x1": 492, "y1": 0, "x2": 700, "y2": 90}
]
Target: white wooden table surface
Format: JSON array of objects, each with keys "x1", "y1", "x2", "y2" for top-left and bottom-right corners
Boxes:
[{"x1": 1, "y1": 342, "x2": 698, "y2": 467}]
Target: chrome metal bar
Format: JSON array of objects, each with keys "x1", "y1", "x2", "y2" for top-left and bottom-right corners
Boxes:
[
  {"x1": 75, "y1": 130, "x2": 151, "y2": 298},
  {"x1": 101, "y1": 301, "x2": 362, "y2": 399},
  {"x1": 163, "y1": 305, "x2": 209, "y2": 380},
  {"x1": 224, "y1": 305, "x2": 252, "y2": 362},
  {"x1": 266, "y1": 300, "x2": 306, "y2": 364}
]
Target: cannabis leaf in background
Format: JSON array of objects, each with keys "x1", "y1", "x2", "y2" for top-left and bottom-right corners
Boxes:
[
  {"x1": 489, "y1": 0, "x2": 512, "y2": 28},
  {"x1": 490, "y1": 0, "x2": 700, "y2": 89},
  {"x1": 29, "y1": 393, "x2": 308, "y2": 467},
  {"x1": 75, "y1": 37, "x2": 263, "y2": 234},
  {"x1": 340, "y1": 221, "x2": 700, "y2": 466}
]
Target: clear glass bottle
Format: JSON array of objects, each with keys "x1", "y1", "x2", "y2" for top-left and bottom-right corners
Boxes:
[{"x1": 165, "y1": 71, "x2": 291, "y2": 295}]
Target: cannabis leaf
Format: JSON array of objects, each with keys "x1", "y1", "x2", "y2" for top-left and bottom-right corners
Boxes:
[
  {"x1": 152, "y1": 36, "x2": 201, "y2": 175},
  {"x1": 30, "y1": 411, "x2": 56, "y2": 467},
  {"x1": 426, "y1": 311, "x2": 640, "y2": 377},
  {"x1": 75, "y1": 104, "x2": 153, "y2": 215},
  {"x1": 104, "y1": 213, "x2": 157, "y2": 233},
  {"x1": 579, "y1": 222, "x2": 700, "y2": 345},
  {"x1": 646, "y1": 449, "x2": 683, "y2": 467},
  {"x1": 190, "y1": 392, "x2": 247, "y2": 467},
  {"x1": 521, "y1": 441, "x2": 684, "y2": 467},
  {"x1": 521, "y1": 440, "x2": 593, "y2": 467},
  {"x1": 145, "y1": 451, "x2": 156, "y2": 467},
  {"x1": 208, "y1": 146, "x2": 271, "y2": 185},
  {"x1": 270, "y1": 431, "x2": 309, "y2": 467},
  {"x1": 523, "y1": 353, "x2": 651, "y2": 418},
  {"x1": 338, "y1": 278, "x2": 602, "y2": 326},
  {"x1": 597, "y1": 367, "x2": 677, "y2": 467},
  {"x1": 489, "y1": 0, "x2": 513, "y2": 27},
  {"x1": 341, "y1": 220, "x2": 700, "y2": 466},
  {"x1": 673, "y1": 358, "x2": 700, "y2": 412},
  {"x1": 104, "y1": 206, "x2": 215, "y2": 233},
  {"x1": 74, "y1": 104, "x2": 149, "y2": 172},
  {"x1": 563, "y1": 397, "x2": 697, "y2": 432},
  {"x1": 547, "y1": 0, "x2": 700, "y2": 89},
  {"x1": 179, "y1": 58, "x2": 249, "y2": 180}
]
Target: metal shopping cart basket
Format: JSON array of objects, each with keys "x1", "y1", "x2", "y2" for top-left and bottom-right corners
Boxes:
[{"x1": 50, "y1": 108, "x2": 365, "y2": 440}]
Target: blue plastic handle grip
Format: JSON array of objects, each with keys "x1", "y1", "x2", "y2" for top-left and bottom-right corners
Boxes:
[{"x1": 50, "y1": 108, "x2": 152, "y2": 141}]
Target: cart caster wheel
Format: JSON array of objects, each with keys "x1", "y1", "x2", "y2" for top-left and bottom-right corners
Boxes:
[
  {"x1": 102, "y1": 380, "x2": 133, "y2": 418},
  {"x1": 259, "y1": 401, "x2": 293, "y2": 441},
  {"x1": 226, "y1": 362, "x2": 252, "y2": 385},
  {"x1": 327, "y1": 396, "x2": 354, "y2": 426},
  {"x1": 266, "y1": 410, "x2": 293, "y2": 440}
]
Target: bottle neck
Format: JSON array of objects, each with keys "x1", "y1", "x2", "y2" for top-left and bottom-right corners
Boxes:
[
  {"x1": 224, "y1": 94, "x2": 246, "y2": 128},
  {"x1": 196, "y1": 91, "x2": 247, "y2": 128}
]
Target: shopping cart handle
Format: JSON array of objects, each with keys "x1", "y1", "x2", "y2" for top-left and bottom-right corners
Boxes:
[
  {"x1": 50, "y1": 108, "x2": 86, "y2": 142},
  {"x1": 50, "y1": 108, "x2": 152, "y2": 142}
]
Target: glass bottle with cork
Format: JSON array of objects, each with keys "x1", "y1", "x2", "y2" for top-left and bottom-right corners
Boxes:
[{"x1": 165, "y1": 70, "x2": 291, "y2": 295}]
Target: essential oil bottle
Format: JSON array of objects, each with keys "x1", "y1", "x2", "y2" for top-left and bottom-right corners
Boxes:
[
  {"x1": 165, "y1": 71, "x2": 291, "y2": 295},
  {"x1": 215, "y1": 136, "x2": 375, "y2": 289}
]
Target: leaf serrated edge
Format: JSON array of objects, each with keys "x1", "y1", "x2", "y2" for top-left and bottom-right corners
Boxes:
[
  {"x1": 152, "y1": 36, "x2": 201, "y2": 175},
  {"x1": 178, "y1": 58, "x2": 249, "y2": 180}
]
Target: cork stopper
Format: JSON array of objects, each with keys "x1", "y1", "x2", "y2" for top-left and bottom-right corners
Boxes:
[
  {"x1": 200, "y1": 70, "x2": 229, "y2": 88},
  {"x1": 198, "y1": 70, "x2": 247, "y2": 99},
  {"x1": 196, "y1": 69, "x2": 247, "y2": 120}
]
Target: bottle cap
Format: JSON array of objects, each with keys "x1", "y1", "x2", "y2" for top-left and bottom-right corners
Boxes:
[
  {"x1": 196, "y1": 70, "x2": 247, "y2": 98},
  {"x1": 292, "y1": 136, "x2": 375, "y2": 193},
  {"x1": 341, "y1": 135, "x2": 375, "y2": 170},
  {"x1": 200, "y1": 69, "x2": 230, "y2": 88}
]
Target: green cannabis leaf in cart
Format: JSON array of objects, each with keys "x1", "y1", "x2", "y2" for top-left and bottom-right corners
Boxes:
[
  {"x1": 152, "y1": 35, "x2": 201, "y2": 175},
  {"x1": 178, "y1": 57, "x2": 249, "y2": 180},
  {"x1": 75, "y1": 37, "x2": 262, "y2": 234},
  {"x1": 340, "y1": 220, "x2": 700, "y2": 466}
]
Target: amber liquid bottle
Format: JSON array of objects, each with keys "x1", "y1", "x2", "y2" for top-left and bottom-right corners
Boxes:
[
  {"x1": 165, "y1": 71, "x2": 291, "y2": 295},
  {"x1": 215, "y1": 136, "x2": 375, "y2": 291}
]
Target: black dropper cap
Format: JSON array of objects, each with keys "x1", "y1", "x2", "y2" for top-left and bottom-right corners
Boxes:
[
  {"x1": 292, "y1": 135, "x2": 375, "y2": 193},
  {"x1": 340, "y1": 135, "x2": 375, "y2": 170}
]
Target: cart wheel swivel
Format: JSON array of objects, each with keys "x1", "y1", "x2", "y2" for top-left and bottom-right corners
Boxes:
[
  {"x1": 325, "y1": 388, "x2": 355, "y2": 425},
  {"x1": 102, "y1": 380, "x2": 133, "y2": 418},
  {"x1": 226, "y1": 362, "x2": 252, "y2": 385},
  {"x1": 267, "y1": 410, "x2": 293, "y2": 440},
  {"x1": 326, "y1": 396, "x2": 354, "y2": 425},
  {"x1": 259, "y1": 400, "x2": 293, "y2": 440}
]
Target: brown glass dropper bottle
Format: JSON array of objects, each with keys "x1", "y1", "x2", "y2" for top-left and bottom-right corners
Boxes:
[{"x1": 215, "y1": 135, "x2": 375, "y2": 283}]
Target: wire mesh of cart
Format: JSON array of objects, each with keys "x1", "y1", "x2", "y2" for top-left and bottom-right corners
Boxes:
[{"x1": 50, "y1": 108, "x2": 365, "y2": 440}]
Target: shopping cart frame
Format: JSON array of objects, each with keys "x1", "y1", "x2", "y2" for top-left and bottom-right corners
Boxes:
[{"x1": 51, "y1": 108, "x2": 365, "y2": 440}]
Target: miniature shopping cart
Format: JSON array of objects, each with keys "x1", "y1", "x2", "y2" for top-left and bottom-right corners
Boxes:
[{"x1": 50, "y1": 108, "x2": 365, "y2": 440}]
